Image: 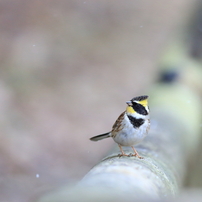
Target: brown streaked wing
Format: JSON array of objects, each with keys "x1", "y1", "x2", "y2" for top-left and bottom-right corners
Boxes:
[{"x1": 111, "y1": 111, "x2": 125, "y2": 137}]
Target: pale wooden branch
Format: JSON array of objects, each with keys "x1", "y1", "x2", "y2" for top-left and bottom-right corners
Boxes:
[{"x1": 39, "y1": 78, "x2": 202, "y2": 202}]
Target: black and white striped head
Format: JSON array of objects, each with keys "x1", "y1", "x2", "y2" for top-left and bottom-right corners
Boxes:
[{"x1": 126, "y1": 95, "x2": 149, "y2": 116}]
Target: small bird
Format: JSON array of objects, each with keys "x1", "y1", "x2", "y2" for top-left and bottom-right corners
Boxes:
[{"x1": 90, "y1": 95, "x2": 150, "y2": 159}]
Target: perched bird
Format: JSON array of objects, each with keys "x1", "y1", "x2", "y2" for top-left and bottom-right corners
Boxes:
[{"x1": 90, "y1": 95, "x2": 150, "y2": 159}]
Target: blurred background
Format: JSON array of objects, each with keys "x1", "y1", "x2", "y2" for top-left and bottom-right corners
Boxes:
[{"x1": 0, "y1": 0, "x2": 201, "y2": 201}]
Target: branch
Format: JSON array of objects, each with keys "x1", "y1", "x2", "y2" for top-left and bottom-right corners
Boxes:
[{"x1": 39, "y1": 77, "x2": 202, "y2": 202}]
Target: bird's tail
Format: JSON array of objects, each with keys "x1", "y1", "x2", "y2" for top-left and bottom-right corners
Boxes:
[{"x1": 90, "y1": 132, "x2": 111, "y2": 141}]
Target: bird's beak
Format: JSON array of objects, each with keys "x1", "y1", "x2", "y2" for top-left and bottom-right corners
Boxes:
[{"x1": 126, "y1": 101, "x2": 132, "y2": 106}]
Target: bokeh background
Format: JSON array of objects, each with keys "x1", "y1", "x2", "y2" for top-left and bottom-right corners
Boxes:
[{"x1": 0, "y1": 0, "x2": 200, "y2": 201}]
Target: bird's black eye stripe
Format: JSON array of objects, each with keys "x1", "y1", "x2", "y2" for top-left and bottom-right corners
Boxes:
[
  {"x1": 132, "y1": 102, "x2": 148, "y2": 115},
  {"x1": 127, "y1": 116, "x2": 145, "y2": 128}
]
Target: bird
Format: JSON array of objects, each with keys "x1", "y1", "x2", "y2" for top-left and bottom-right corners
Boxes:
[{"x1": 90, "y1": 95, "x2": 150, "y2": 159}]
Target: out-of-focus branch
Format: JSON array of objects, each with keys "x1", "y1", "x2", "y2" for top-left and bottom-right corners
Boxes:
[{"x1": 39, "y1": 65, "x2": 202, "y2": 202}]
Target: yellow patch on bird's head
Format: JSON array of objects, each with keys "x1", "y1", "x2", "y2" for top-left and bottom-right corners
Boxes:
[
  {"x1": 126, "y1": 106, "x2": 136, "y2": 114},
  {"x1": 137, "y1": 99, "x2": 148, "y2": 107},
  {"x1": 126, "y1": 95, "x2": 149, "y2": 115}
]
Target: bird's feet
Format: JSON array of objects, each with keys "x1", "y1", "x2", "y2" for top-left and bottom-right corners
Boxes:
[
  {"x1": 131, "y1": 153, "x2": 144, "y2": 159},
  {"x1": 131, "y1": 146, "x2": 144, "y2": 159},
  {"x1": 118, "y1": 153, "x2": 129, "y2": 157},
  {"x1": 118, "y1": 145, "x2": 143, "y2": 159}
]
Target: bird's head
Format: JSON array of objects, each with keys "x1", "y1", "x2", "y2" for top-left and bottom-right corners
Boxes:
[{"x1": 126, "y1": 95, "x2": 149, "y2": 116}]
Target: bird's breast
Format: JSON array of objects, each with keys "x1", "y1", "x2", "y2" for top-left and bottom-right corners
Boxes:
[{"x1": 113, "y1": 117, "x2": 150, "y2": 146}]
